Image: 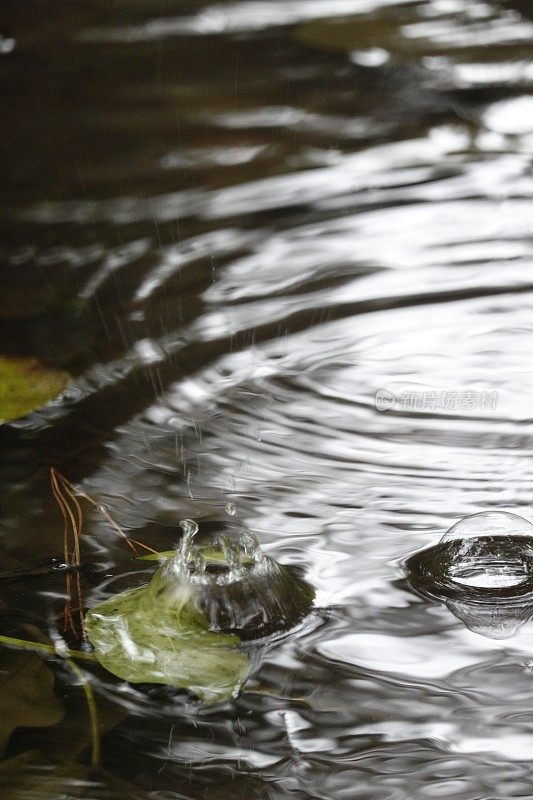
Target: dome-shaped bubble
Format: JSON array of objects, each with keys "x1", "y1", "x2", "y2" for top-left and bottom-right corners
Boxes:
[
  {"x1": 405, "y1": 511, "x2": 533, "y2": 640},
  {"x1": 442, "y1": 511, "x2": 533, "y2": 544},
  {"x1": 438, "y1": 511, "x2": 533, "y2": 592}
]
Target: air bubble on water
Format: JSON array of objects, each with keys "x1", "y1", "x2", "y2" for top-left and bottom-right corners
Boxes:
[
  {"x1": 225, "y1": 503, "x2": 237, "y2": 516},
  {"x1": 406, "y1": 511, "x2": 533, "y2": 639},
  {"x1": 440, "y1": 511, "x2": 533, "y2": 591},
  {"x1": 442, "y1": 511, "x2": 533, "y2": 544}
]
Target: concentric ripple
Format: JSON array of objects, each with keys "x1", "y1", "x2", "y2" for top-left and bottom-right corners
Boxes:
[{"x1": 2, "y1": 0, "x2": 533, "y2": 797}]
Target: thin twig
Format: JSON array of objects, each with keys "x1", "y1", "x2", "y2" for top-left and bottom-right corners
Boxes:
[
  {"x1": 0, "y1": 633, "x2": 95, "y2": 661},
  {"x1": 65, "y1": 658, "x2": 101, "y2": 768},
  {"x1": 51, "y1": 467, "x2": 158, "y2": 640},
  {"x1": 50, "y1": 469, "x2": 77, "y2": 637},
  {"x1": 51, "y1": 468, "x2": 85, "y2": 639},
  {"x1": 52, "y1": 471, "x2": 86, "y2": 639},
  {"x1": 54, "y1": 470, "x2": 157, "y2": 556}
]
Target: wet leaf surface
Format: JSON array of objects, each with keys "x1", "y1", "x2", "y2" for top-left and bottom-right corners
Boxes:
[
  {"x1": 137, "y1": 549, "x2": 177, "y2": 561},
  {"x1": 0, "y1": 356, "x2": 70, "y2": 423},
  {"x1": 86, "y1": 586, "x2": 251, "y2": 702}
]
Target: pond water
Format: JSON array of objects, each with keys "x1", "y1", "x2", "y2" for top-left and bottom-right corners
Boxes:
[{"x1": 2, "y1": 0, "x2": 533, "y2": 797}]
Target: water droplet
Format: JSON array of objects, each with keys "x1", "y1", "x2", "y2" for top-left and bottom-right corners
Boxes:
[
  {"x1": 225, "y1": 503, "x2": 236, "y2": 516},
  {"x1": 240, "y1": 531, "x2": 262, "y2": 563},
  {"x1": 179, "y1": 518, "x2": 199, "y2": 561}
]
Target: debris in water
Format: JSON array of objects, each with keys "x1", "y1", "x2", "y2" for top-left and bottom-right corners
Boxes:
[{"x1": 405, "y1": 511, "x2": 533, "y2": 639}]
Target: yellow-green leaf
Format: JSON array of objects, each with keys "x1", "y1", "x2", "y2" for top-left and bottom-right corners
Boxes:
[
  {"x1": 0, "y1": 356, "x2": 70, "y2": 422},
  {"x1": 86, "y1": 586, "x2": 250, "y2": 703}
]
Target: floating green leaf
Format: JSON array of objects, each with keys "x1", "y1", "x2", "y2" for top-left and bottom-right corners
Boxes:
[
  {"x1": 87, "y1": 524, "x2": 314, "y2": 703},
  {"x1": 86, "y1": 585, "x2": 250, "y2": 703},
  {"x1": 0, "y1": 356, "x2": 70, "y2": 422}
]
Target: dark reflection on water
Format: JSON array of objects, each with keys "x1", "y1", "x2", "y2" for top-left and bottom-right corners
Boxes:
[{"x1": 2, "y1": 0, "x2": 533, "y2": 797}]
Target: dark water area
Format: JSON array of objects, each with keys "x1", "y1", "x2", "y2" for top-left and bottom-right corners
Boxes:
[{"x1": 2, "y1": 0, "x2": 533, "y2": 797}]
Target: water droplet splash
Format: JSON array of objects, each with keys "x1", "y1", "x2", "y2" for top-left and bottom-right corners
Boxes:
[
  {"x1": 86, "y1": 522, "x2": 314, "y2": 699},
  {"x1": 405, "y1": 511, "x2": 533, "y2": 639},
  {"x1": 178, "y1": 518, "x2": 199, "y2": 560},
  {"x1": 155, "y1": 521, "x2": 314, "y2": 640}
]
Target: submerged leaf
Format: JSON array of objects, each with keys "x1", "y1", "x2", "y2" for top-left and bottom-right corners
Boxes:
[
  {"x1": 86, "y1": 586, "x2": 250, "y2": 703},
  {"x1": 0, "y1": 753, "x2": 91, "y2": 800},
  {"x1": 0, "y1": 651, "x2": 64, "y2": 751},
  {"x1": 0, "y1": 356, "x2": 70, "y2": 422}
]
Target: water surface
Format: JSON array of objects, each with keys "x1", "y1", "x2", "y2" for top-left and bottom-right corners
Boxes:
[{"x1": 2, "y1": 1, "x2": 533, "y2": 797}]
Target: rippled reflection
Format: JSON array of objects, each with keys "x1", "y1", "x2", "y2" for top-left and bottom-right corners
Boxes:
[{"x1": 3, "y1": 0, "x2": 533, "y2": 796}]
